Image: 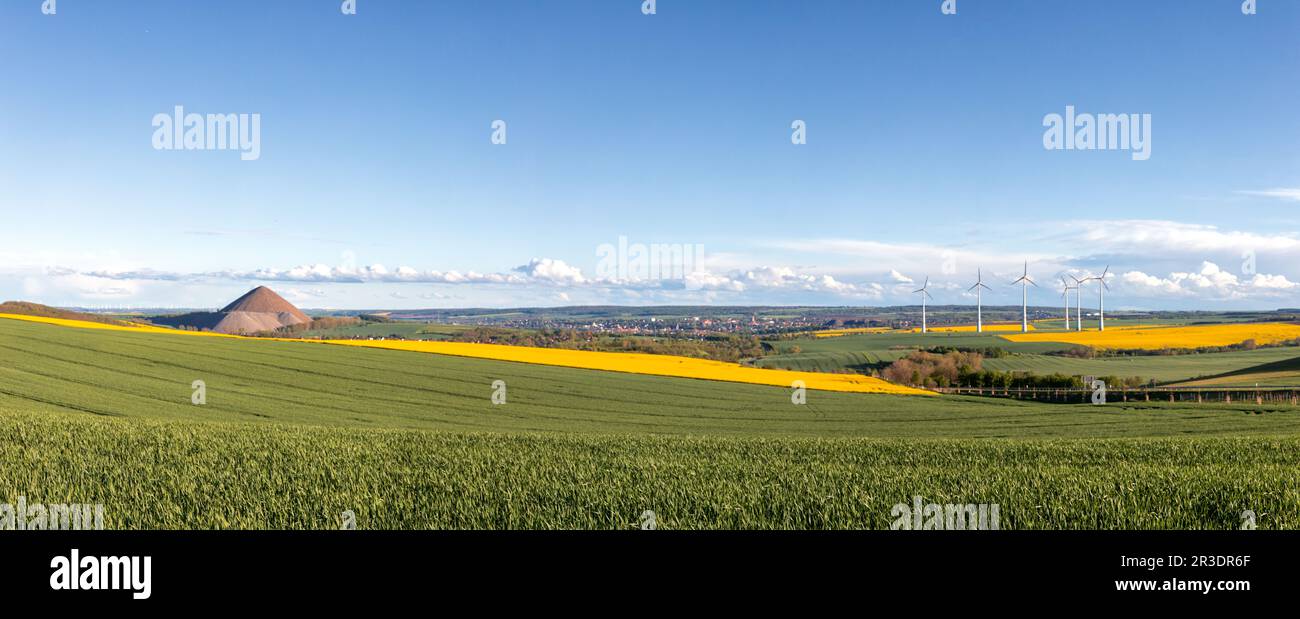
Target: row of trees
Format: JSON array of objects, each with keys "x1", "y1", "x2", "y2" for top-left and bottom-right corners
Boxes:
[
  {"x1": 265, "y1": 315, "x2": 363, "y2": 336},
  {"x1": 880, "y1": 350, "x2": 983, "y2": 388},
  {"x1": 880, "y1": 350, "x2": 1148, "y2": 389}
]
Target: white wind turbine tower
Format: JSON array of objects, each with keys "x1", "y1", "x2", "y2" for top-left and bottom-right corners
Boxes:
[
  {"x1": 968, "y1": 269, "x2": 991, "y2": 332},
  {"x1": 913, "y1": 277, "x2": 933, "y2": 333},
  {"x1": 1069, "y1": 275, "x2": 1086, "y2": 331},
  {"x1": 1010, "y1": 262, "x2": 1038, "y2": 333},
  {"x1": 1059, "y1": 276, "x2": 1076, "y2": 331},
  {"x1": 1088, "y1": 266, "x2": 1111, "y2": 331}
]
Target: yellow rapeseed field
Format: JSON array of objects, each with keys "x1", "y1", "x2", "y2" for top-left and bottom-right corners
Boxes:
[
  {"x1": 1002, "y1": 322, "x2": 1300, "y2": 350},
  {"x1": 320, "y1": 338, "x2": 930, "y2": 395},
  {"x1": 0, "y1": 313, "x2": 928, "y2": 395}
]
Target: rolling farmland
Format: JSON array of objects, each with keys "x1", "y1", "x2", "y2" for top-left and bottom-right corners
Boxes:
[
  {"x1": 758, "y1": 325, "x2": 1300, "y2": 385},
  {"x1": 1170, "y1": 356, "x2": 1300, "y2": 388},
  {"x1": 981, "y1": 349, "x2": 1300, "y2": 383},
  {"x1": 3, "y1": 316, "x2": 1300, "y2": 529}
]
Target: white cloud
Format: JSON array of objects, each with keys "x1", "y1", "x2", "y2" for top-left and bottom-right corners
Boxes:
[
  {"x1": 513, "y1": 258, "x2": 586, "y2": 285},
  {"x1": 694, "y1": 266, "x2": 882, "y2": 298},
  {"x1": 1118, "y1": 261, "x2": 1296, "y2": 300},
  {"x1": 1238, "y1": 188, "x2": 1300, "y2": 202},
  {"x1": 1072, "y1": 220, "x2": 1300, "y2": 255},
  {"x1": 284, "y1": 288, "x2": 328, "y2": 300},
  {"x1": 888, "y1": 269, "x2": 913, "y2": 284},
  {"x1": 22, "y1": 272, "x2": 140, "y2": 300}
]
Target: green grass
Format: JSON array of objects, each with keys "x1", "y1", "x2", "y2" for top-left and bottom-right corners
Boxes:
[
  {"x1": 2, "y1": 406, "x2": 1297, "y2": 529},
  {"x1": 1171, "y1": 356, "x2": 1300, "y2": 388},
  {"x1": 4, "y1": 317, "x2": 1300, "y2": 530},
  {"x1": 983, "y1": 349, "x2": 1300, "y2": 383},
  {"x1": 752, "y1": 349, "x2": 908, "y2": 373}
]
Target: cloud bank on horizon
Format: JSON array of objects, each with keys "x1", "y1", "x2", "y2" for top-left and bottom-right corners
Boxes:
[{"x1": 5, "y1": 218, "x2": 1299, "y2": 310}]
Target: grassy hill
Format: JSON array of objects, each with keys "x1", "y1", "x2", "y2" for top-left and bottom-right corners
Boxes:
[
  {"x1": 1169, "y1": 355, "x2": 1300, "y2": 388},
  {"x1": 3, "y1": 316, "x2": 1296, "y2": 438},
  {"x1": 982, "y1": 349, "x2": 1300, "y2": 383},
  {"x1": 0, "y1": 300, "x2": 129, "y2": 326}
]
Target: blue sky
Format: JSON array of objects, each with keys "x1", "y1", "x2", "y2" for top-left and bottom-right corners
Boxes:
[{"x1": 1, "y1": 0, "x2": 1298, "y2": 310}]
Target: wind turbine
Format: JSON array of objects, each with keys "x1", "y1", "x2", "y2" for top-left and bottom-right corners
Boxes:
[
  {"x1": 1059, "y1": 276, "x2": 1076, "y2": 331},
  {"x1": 913, "y1": 277, "x2": 933, "y2": 333},
  {"x1": 1069, "y1": 275, "x2": 1086, "y2": 331},
  {"x1": 1010, "y1": 262, "x2": 1037, "y2": 333},
  {"x1": 1087, "y1": 266, "x2": 1111, "y2": 331},
  {"x1": 968, "y1": 269, "x2": 991, "y2": 333}
]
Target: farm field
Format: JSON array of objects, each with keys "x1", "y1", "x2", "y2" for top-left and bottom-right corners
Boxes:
[
  {"x1": 3, "y1": 406, "x2": 1298, "y2": 529},
  {"x1": 756, "y1": 331, "x2": 1073, "y2": 374},
  {"x1": 768, "y1": 331, "x2": 1073, "y2": 355},
  {"x1": 282, "y1": 321, "x2": 468, "y2": 340},
  {"x1": 982, "y1": 349, "x2": 1300, "y2": 384},
  {"x1": 752, "y1": 348, "x2": 908, "y2": 373},
  {"x1": 0, "y1": 313, "x2": 919, "y2": 395},
  {"x1": 1170, "y1": 356, "x2": 1300, "y2": 388},
  {"x1": 4, "y1": 315, "x2": 1300, "y2": 529},
  {"x1": 6, "y1": 316, "x2": 1291, "y2": 437},
  {"x1": 903, "y1": 324, "x2": 1033, "y2": 333},
  {"x1": 1003, "y1": 322, "x2": 1300, "y2": 350},
  {"x1": 762, "y1": 322, "x2": 1300, "y2": 385}
]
